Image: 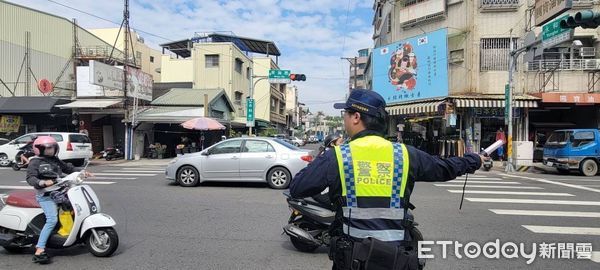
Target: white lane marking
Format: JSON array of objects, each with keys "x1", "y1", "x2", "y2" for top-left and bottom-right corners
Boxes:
[
  {"x1": 500, "y1": 173, "x2": 600, "y2": 194},
  {"x1": 0, "y1": 185, "x2": 32, "y2": 190},
  {"x1": 453, "y1": 177, "x2": 503, "y2": 180},
  {"x1": 434, "y1": 184, "x2": 542, "y2": 189},
  {"x1": 102, "y1": 170, "x2": 164, "y2": 173},
  {"x1": 94, "y1": 173, "x2": 156, "y2": 176},
  {"x1": 522, "y1": 225, "x2": 600, "y2": 236},
  {"x1": 466, "y1": 198, "x2": 600, "y2": 206},
  {"x1": 490, "y1": 209, "x2": 600, "y2": 218},
  {"x1": 90, "y1": 177, "x2": 137, "y2": 180},
  {"x1": 447, "y1": 190, "x2": 573, "y2": 196},
  {"x1": 448, "y1": 180, "x2": 520, "y2": 184},
  {"x1": 551, "y1": 178, "x2": 600, "y2": 182},
  {"x1": 592, "y1": 252, "x2": 600, "y2": 263}
]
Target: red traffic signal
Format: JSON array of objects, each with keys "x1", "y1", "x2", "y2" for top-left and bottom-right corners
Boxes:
[{"x1": 290, "y1": 74, "x2": 306, "y2": 81}]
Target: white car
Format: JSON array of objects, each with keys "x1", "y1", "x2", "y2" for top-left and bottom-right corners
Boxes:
[
  {"x1": 290, "y1": 137, "x2": 305, "y2": 147},
  {"x1": 0, "y1": 132, "x2": 93, "y2": 167}
]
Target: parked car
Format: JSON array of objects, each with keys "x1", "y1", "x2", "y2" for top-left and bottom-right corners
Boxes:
[
  {"x1": 308, "y1": 136, "x2": 318, "y2": 144},
  {"x1": 165, "y1": 137, "x2": 313, "y2": 188},
  {"x1": 0, "y1": 132, "x2": 93, "y2": 167},
  {"x1": 543, "y1": 129, "x2": 600, "y2": 176},
  {"x1": 290, "y1": 136, "x2": 306, "y2": 147}
]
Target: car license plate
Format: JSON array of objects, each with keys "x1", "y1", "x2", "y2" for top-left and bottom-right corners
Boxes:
[{"x1": 546, "y1": 162, "x2": 553, "y2": 167}]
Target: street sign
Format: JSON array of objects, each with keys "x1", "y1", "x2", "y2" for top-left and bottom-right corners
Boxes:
[
  {"x1": 504, "y1": 84, "x2": 510, "y2": 124},
  {"x1": 268, "y1": 69, "x2": 291, "y2": 84},
  {"x1": 38, "y1": 79, "x2": 53, "y2": 94},
  {"x1": 534, "y1": 0, "x2": 573, "y2": 26},
  {"x1": 246, "y1": 98, "x2": 255, "y2": 127},
  {"x1": 542, "y1": 29, "x2": 573, "y2": 49},
  {"x1": 543, "y1": 14, "x2": 570, "y2": 40}
]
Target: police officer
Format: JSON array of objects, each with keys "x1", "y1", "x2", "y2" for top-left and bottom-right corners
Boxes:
[{"x1": 289, "y1": 90, "x2": 484, "y2": 270}]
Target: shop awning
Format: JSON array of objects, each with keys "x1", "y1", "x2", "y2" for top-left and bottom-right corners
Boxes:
[
  {"x1": 55, "y1": 99, "x2": 122, "y2": 109},
  {"x1": 136, "y1": 107, "x2": 205, "y2": 123},
  {"x1": 386, "y1": 100, "x2": 445, "y2": 116},
  {"x1": 0, "y1": 96, "x2": 69, "y2": 113},
  {"x1": 452, "y1": 95, "x2": 539, "y2": 108}
]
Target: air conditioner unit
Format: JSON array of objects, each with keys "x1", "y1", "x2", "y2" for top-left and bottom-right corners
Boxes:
[{"x1": 580, "y1": 47, "x2": 595, "y2": 57}]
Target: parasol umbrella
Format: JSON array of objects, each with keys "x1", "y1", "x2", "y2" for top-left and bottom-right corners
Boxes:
[{"x1": 181, "y1": 117, "x2": 226, "y2": 131}]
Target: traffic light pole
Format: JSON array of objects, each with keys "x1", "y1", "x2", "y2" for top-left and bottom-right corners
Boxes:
[{"x1": 249, "y1": 74, "x2": 268, "y2": 136}]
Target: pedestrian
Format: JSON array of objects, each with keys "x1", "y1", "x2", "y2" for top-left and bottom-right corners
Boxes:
[
  {"x1": 289, "y1": 89, "x2": 484, "y2": 270},
  {"x1": 496, "y1": 128, "x2": 506, "y2": 161}
]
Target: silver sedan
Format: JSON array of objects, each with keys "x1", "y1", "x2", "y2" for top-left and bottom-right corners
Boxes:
[{"x1": 165, "y1": 137, "x2": 313, "y2": 189}]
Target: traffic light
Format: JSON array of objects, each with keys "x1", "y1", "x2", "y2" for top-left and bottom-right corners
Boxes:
[
  {"x1": 290, "y1": 74, "x2": 306, "y2": 81},
  {"x1": 560, "y1": 10, "x2": 600, "y2": 29}
]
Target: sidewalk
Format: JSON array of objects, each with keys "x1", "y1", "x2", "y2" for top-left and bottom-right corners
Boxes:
[
  {"x1": 490, "y1": 161, "x2": 555, "y2": 174},
  {"x1": 90, "y1": 158, "x2": 173, "y2": 167}
]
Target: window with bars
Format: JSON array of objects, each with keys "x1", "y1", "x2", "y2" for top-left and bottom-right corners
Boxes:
[
  {"x1": 386, "y1": 16, "x2": 391, "y2": 33},
  {"x1": 235, "y1": 58, "x2": 243, "y2": 73},
  {"x1": 480, "y1": 0, "x2": 519, "y2": 9},
  {"x1": 205, "y1": 54, "x2": 219, "y2": 68},
  {"x1": 480, "y1": 38, "x2": 517, "y2": 71}
]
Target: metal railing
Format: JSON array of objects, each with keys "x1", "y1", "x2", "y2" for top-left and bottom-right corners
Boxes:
[
  {"x1": 75, "y1": 46, "x2": 141, "y2": 66},
  {"x1": 480, "y1": 0, "x2": 520, "y2": 10},
  {"x1": 527, "y1": 59, "x2": 600, "y2": 71}
]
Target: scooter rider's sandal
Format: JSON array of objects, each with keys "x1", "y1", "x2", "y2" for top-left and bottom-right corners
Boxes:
[{"x1": 32, "y1": 252, "x2": 51, "y2": 264}]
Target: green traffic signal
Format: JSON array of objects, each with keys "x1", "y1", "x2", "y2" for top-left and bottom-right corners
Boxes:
[{"x1": 560, "y1": 10, "x2": 600, "y2": 29}]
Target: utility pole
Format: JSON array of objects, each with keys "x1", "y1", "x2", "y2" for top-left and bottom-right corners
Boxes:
[{"x1": 123, "y1": 0, "x2": 132, "y2": 160}]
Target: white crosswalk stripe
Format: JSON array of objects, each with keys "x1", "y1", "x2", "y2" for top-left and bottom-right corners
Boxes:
[
  {"x1": 489, "y1": 209, "x2": 600, "y2": 218},
  {"x1": 102, "y1": 170, "x2": 164, "y2": 173},
  {"x1": 0, "y1": 185, "x2": 33, "y2": 190},
  {"x1": 522, "y1": 225, "x2": 600, "y2": 236},
  {"x1": 434, "y1": 184, "x2": 543, "y2": 189},
  {"x1": 446, "y1": 190, "x2": 574, "y2": 197},
  {"x1": 466, "y1": 198, "x2": 600, "y2": 206},
  {"x1": 447, "y1": 180, "x2": 521, "y2": 184},
  {"x1": 94, "y1": 173, "x2": 156, "y2": 176}
]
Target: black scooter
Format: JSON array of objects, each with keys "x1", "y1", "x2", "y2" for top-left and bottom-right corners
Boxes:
[
  {"x1": 11, "y1": 151, "x2": 31, "y2": 171},
  {"x1": 101, "y1": 145, "x2": 124, "y2": 161},
  {"x1": 283, "y1": 191, "x2": 424, "y2": 253}
]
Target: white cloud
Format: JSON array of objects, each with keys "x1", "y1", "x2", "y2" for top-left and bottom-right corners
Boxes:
[{"x1": 8, "y1": 0, "x2": 373, "y2": 115}]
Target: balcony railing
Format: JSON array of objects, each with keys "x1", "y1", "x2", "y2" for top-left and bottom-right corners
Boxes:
[
  {"x1": 572, "y1": 0, "x2": 594, "y2": 8},
  {"x1": 480, "y1": 0, "x2": 519, "y2": 11},
  {"x1": 527, "y1": 59, "x2": 600, "y2": 71}
]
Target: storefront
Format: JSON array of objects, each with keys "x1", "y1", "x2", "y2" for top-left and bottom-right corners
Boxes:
[{"x1": 0, "y1": 97, "x2": 74, "y2": 139}]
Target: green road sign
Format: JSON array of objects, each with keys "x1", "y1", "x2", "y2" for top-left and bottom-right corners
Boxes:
[
  {"x1": 268, "y1": 69, "x2": 290, "y2": 79},
  {"x1": 246, "y1": 98, "x2": 255, "y2": 127},
  {"x1": 543, "y1": 14, "x2": 570, "y2": 41}
]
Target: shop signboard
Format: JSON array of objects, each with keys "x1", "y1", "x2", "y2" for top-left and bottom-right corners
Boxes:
[
  {"x1": 373, "y1": 28, "x2": 449, "y2": 105},
  {"x1": 0, "y1": 115, "x2": 21, "y2": 133}
]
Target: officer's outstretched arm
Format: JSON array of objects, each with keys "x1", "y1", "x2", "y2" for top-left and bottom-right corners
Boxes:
[{"x1": 406, "y1": 145, "x2": 482, "y2": 182}]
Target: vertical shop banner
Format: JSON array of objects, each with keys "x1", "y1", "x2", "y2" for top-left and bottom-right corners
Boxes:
[
  {"x1": 373, "y1": 28, "x2": 449, "y2": 104},
  {"x1": 0, "y1": 115, "x2": 21, "y2": 133}
]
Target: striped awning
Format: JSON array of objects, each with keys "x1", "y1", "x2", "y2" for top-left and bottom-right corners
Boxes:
[
  {"x1": 386, "y1": 100, "x2": 445, "y2": 116},
  {"x1": 454, "y1": 99, "x2": 538, "y2": 108}
]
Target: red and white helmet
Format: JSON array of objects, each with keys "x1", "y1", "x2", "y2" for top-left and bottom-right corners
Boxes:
[{"x1": 33, "y1": 136, "x2": 59, "y2": 157}]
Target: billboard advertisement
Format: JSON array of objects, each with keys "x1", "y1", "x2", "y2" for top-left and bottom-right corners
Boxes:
[
  {"x1": 77, "y1": 66, "x2": 124, "y2": 98},
  {"x1": 126, "y1": 67, "x2": 153, "y2": 101},
  {"x1": 89, "y1": 60, "x2": 124, "y2": 90},
  {"x1": 372, "y1": 28, "x2": 449, "y2": 105}
]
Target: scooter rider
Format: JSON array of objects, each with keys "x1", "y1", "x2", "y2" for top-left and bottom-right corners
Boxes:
[
  {"x1": 25, "y1": 136, "x2": 91, "y2": 264},
  {"x1": 290, "y1": 89, "x2": 484, "y2": 270},
  {"x1": 319, "y1": 133, "x2": 344, "y2": 156}
]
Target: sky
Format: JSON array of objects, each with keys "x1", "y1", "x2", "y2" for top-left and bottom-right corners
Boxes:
[{"x1": 10, "y1": 0, "x2": 375, "y2": 116}]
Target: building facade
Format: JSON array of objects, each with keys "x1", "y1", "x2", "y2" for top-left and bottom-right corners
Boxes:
[
  {"x1": 371, "y1": 0, "x2": 600, "y2": 161},
  {"x1": 252, "y1": 57, "x2": 287, "y2": 132},
  {"x1": 348, "y1": 48, "x2": 370, "y2": 91}
]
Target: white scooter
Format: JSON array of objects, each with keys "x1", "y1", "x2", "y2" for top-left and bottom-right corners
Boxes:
[{"x1": 0, "y1": 164, "x2": 119, "y2": 257}]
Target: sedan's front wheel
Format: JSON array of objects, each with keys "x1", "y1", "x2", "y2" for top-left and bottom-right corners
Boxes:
[
  {"x1": 177, "y1": 166, "x2": 200, "y2": 187},
  {"x1": 267, "y1": 167, "x2": 291, "y2": 189}
]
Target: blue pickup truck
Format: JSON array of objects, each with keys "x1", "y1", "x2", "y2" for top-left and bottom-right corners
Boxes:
[{"x1": 543, "y1": 129, "x2": 600, "y2": 176}]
